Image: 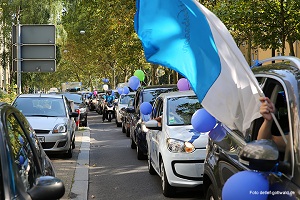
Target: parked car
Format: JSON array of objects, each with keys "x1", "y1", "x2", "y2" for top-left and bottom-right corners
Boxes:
[
  {"x1": 129, "y1": 84, "x2": 177, "y2": 160},
  {"x1": 121, "y1": 98, "x2": 135, "y2": 137},
  {"x1": 0, "y1": 102, "x2": 65, "y2": 199},
  {"x1": 12, "y1": 94, "x2": 78, "y2": 158},
  {"x1": 115, "y1": 92, "x2": 136, "y2": 127},
  {"x1": 204, "y1": 56, "x2": 300, "y2": 200},
  {"x1": 145, "y1": 90, "x2": 206, "y2": 197},
  {"x1": 59, "y1": 92, "x2": 88, "y2": 127}
]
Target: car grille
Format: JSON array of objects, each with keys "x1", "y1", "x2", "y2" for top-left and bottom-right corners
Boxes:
[
  {"x1": 41, "y1": 142, "x2": 56, "y2": 149},
  {"x1": 35, "y1": 130, "x2": 50, "y2": 134}
]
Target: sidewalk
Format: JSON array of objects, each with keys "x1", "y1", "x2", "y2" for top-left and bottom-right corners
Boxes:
[
  {"x1": 52, "y1": 129, "x2": 90, "y2": 200},
  {"x1": 70, "y1": 129, "x2": 90, "y2": 200}
]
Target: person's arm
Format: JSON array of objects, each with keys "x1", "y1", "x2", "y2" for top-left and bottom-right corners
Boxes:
[
  {"x1": 258, "y1": 97, "x2": 286, "y2": 152},
  {"x1": 258, "y1": 97, "x2": 274, "y2": 140}
]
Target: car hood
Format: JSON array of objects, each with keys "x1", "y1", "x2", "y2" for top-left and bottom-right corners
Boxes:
[
  {"x1": 117, "y1": 103, "x2": 128, "y2": 110},
  {"x1": 166, "y1": 125, "x2": 208, "y2": 148},
  {"x1": 26, "y1": 117, "x2": 68, "y2": 130}
]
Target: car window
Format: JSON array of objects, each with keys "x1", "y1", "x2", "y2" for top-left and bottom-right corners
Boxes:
[
  {"x1": 143, "y1": 88, "x2": 176, "y2": 105},
  {"x1": 167, "y1": 96, "x2": 202, "y2": 126},
  {"x1": 6, "y1": 113, "x2": 39, "y2": 191},
  {"x1": 63, "y1": 93, "x2": 83, "y2": 104},
  {"x1": 120, "y1": 95, "x2": 134, "y2": 104},
  {"x1": 14, "y1": 97, "x2": 66, "y2": 117},
  {"x1": 251, "y1": 77, "x2": 290, "y2": 163}
]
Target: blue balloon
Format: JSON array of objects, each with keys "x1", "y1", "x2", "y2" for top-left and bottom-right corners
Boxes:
[
  {"x1": 191, "y1": 108, "x2": 216, "y2": 132},
  {"x1": 128, "y1": 76, "x2": 140, "y2": 91},
  {"x1": 222, "y1": 171, "x2": 269, "y2": 200},
  {"x1": 140, "y1": 102, "x2": 152, "y2": 115},
  {"x1": 123, "y1": 86, "x2": 130, "y2": 94},
  {"x1": 117, "y1": 87, "x2": 123, "y2": 94},
  {"x1": 209, "y1": 123, "x2": 226, "y2": 142}
]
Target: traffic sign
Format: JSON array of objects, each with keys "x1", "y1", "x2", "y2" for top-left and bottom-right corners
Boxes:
[{"x1": 12, "y1": 24, "x2": 56, "y2": 72}]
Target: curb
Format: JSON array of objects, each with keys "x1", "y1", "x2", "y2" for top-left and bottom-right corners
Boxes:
[{"x1": 70, "y1": 129, "x2": 90, "y2": 200}]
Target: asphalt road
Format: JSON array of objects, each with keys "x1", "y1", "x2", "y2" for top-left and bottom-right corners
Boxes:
[{"x1": 87, "y1": 111, "x2": 205, "y2": 200}]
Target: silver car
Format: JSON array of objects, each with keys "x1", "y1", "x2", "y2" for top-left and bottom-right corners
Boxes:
[
  {"x1": 115, "y1": 92, "x2": 136, "y2": 127},
  {"x1": 12, "y1": 94, "x2": 78, "y2": 158}
]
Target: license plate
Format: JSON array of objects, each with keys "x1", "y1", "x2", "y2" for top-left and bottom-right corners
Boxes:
[{"x1": 37, "y1": 136, "x2": 45, "y2": 143}]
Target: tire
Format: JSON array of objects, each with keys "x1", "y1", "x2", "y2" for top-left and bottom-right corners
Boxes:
[
  {"x1": 137, "y1": 143, "x2": 146, "y2": 160},
  {"x1": 82, "y1": 116, "x2": 88, "y2": 127},
  {"x1": 122, "y1": 122, "x2": 126, "y2": 133},
  {"x1": 148, "y1": 153, "x2": 156, "y2": 175},
  {"x1": 160, "y1": 161, "x2": 176, "y2": 197},
  {"x1": 116, "y1": 119, "x2": 122, "y2": 127},
  {"x1": 72, "y1": 136, "x2": 76, "y2": 149},
  {"x1": 65, "y1": 143, "x2": 73, "y2": 158},
  {"x1": 126, "y1": 127, "x2": 130, "y2": 137},
  {"x1": 206, "y1": 184, "x2": 217, "y2": 200},
  {"x1": 131, "y1": 137, "x2": 136, "y2": 149}
]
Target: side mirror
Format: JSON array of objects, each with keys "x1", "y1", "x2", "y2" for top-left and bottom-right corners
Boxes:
[
  {"x1": 145, "y1": 119, "x2": 162, "y2": 131},
  {"x1": 239, "y1": 139, "x2": 279, "y2": 171},
  {"x1": 28, "y1": 176, "x2": 65, "y2": 200},
  {"x1": 70, "y1": 112, "x2": 79, "y2": 118},
  {"x1": 126, "y1": 107, "x2": 135, "y2": 113}
]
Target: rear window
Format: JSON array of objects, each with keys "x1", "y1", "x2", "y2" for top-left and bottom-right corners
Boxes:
[{"x1": 143, "y1": 88, "x2": 176, "y2": 105}]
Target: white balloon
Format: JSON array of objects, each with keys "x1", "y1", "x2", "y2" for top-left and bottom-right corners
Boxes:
[{"x1": 103, "y1": 84, "x2": 109, "y2": 91}]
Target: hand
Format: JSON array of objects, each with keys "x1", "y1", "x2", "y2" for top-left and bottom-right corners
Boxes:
[{"x1": 259, "y1": 97, "x2": 274, "y2": 121}]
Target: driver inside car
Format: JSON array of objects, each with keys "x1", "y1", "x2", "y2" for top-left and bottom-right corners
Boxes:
[{"x1": 258, "y1": 95, "x2": 289, "y2": 158}]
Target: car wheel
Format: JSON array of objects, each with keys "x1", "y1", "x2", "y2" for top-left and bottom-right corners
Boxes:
[
  {"x1": 122, "y1": 122, "x2": 126, "y2": 133},
  {"x1": 137, "y1": 143, "x2": 146, "y2": 160},
  {"x1": 206, "y1": 184, "x2": 217, "y2": 200},
  {"x1": 116, "y1": 119, "x2": 122, "y2": 127},
  {"x1": 160, "y1": 161, "x2": 176, "y2": 197},
  {"x1": 148, "y1": 154, "x2": 156, "y2": 175},
  {"x1": 72, "y1": 136, "x2": 76, "y2": 149},
  {"x1": 126, "y1": 127, "x2": 130, "y2": 137},
  {"x1": 65, "y1": 143, "x2": 73, "y2": 158},
  {"x1": 131, "y1": 137, "x2": 136, "y2": 149},
  {"x1": 82, "y1": 118, "x2": 88, "y2": 127}
]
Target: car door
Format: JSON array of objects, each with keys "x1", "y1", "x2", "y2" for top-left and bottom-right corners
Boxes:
[
  {"x1": 251, "y1": 76, "x2": 299, "y2": 198},
  {"x1": 4, "y1": 110, "x2": 42, "y2": 198},
  {"x1": 149, "y1": 97, "x2": 164, "y2": 171}
]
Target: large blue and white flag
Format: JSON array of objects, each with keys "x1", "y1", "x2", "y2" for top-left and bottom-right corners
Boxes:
[{"x1": 134, "y1": 0, "x2": 263, "y2": 132}]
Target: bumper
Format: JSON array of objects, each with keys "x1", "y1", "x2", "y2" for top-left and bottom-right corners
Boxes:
[
  {"x1": 37, "y1": 131, "x2": 71, "y2": 153},
  {"x1": 162, "y1": 148, "x2": 205, "y2": 187}
]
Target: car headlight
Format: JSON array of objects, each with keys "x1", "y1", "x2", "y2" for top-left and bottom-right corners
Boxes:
[
  {"x1": 79, "y1": 107, "x2": 86, "y2": 113},
  {"x1": 166, "y1": 138, "x2": 195, "y2": 153},
  {"x1": 53, "y1": 124, "x2": 67, "y2": 133}
]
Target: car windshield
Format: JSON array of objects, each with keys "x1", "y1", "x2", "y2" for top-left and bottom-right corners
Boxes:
[
  {"x1": 167, "y1": 96, "x2": 202, "y2": 126},
  {"x1": 62, "y1": 93, "x2": 83, "y2": 104},
  {"x1": 143, "y1": 88, "x2": 176, "y2": 105},
  {"x1": 13, "y1": 97, "x2": 66, "y2": 117},
  {"x1": 119, "y1": 94, "x2": 134, "y2": 104}
]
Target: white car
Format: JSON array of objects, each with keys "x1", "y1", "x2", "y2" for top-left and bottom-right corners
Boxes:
[
  {"x1": 12, "y1": 94, "x2": 78, "y2": 158},
  {"x1": 115, "y1": 92, "x2": 135, "y2": 127},
  {"x1": 145, "y1": 90, "x2": 208, "y2": 197}
]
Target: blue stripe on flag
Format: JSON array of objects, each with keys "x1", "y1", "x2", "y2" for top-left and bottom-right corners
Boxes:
[{"x1": 134, "y1": 0, "x2": 221, "y2": 102}]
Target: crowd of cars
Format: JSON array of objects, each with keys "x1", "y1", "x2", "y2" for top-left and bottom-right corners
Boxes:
[
  {"x1": 4, "y1": 55, "x2": 300, "y2": 199},
  {"x1": 95, "y1": 56, "x2": 300, "y2": 199}
]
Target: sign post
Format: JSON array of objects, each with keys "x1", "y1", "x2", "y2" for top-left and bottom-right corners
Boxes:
[{"x1": 12, "y1": 24, "x2": 56, "y2": 94}]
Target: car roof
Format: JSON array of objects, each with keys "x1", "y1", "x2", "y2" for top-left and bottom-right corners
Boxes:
[
  {"x1": 17, "y1": 93, "x2": 64, "y2": 99},
  {"x1": 158, "y1": 89, "x2": 196, "y2": 99},
  {"x1": 139, "y1": 84, "x2": 177, "y2": 90}
]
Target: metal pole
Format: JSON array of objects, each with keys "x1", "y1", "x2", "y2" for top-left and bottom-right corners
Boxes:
[{"x1": 16, "y1": 23, "x2": 22, "y2": 94}]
